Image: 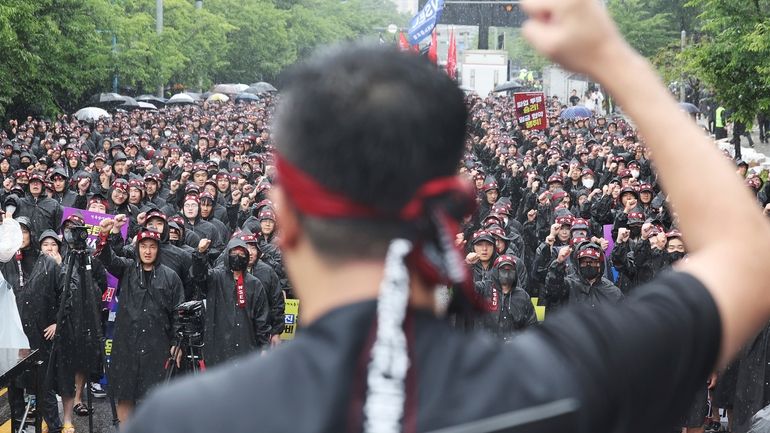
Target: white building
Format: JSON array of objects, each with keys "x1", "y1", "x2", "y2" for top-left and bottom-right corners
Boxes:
[
  {"x1": 542, "y1": 65, "x2": 590, "y2": 102},
  {"x1": 460, "y1": 50, "x2": 509, "y2": 96}
]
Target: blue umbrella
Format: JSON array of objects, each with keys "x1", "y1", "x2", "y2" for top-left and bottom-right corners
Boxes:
[{"x1": 559, "y1": 106, "x2": 593, "y2": 120}]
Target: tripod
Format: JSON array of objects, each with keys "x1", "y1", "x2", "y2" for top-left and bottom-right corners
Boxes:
[
  {"x1": 46, "y1": 248, "x2": 119, "y2": 433},
  {"x1": 164, "y1": 326, "x2": 206, "y2": 382}
]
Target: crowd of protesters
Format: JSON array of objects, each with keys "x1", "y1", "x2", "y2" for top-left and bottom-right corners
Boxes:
[{"x1": 3, "y1": 85, "x2": 770, "y2": 433}]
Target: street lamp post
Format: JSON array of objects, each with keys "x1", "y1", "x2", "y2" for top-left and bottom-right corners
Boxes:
[{"x1": 156, "y1": 0, "x2": 164, "y2": 97}]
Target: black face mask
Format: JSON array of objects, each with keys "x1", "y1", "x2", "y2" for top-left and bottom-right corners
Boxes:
[
  {"x1": 498, "y1": 269, "x2": 516, "y2": 287},
  {"x1": 629, "y1": 226, "x2": 642, "y2": 238},
  {"x1": 668, "y1": 251, "x2": 686, "y2": 264},
  {"x1": 579, "y1": 265, "x2": 601, "y2": 281},
  {"x1": 228, "y1": 254, "x2": 248, "y2": 271}
]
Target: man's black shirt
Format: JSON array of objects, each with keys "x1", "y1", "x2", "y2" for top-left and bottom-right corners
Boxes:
[{"x1": 125, "y1": 271, "x2": 720, "y2": 433}]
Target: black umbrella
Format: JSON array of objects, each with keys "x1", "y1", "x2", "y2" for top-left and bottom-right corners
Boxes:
[
  {"x1": 493, "y1": 80, "x2": 527, "y2": 93},
  {"x1": 245, "y1": 82, "x2": 277, "y2": 94},
  {"x1": 136, "y1": 94, "x2": 167, "y2": 106},
  {"x1": 88, "y1": 93, "x2": 126, "y2": 107},
  {"x1": 119, "y1": 96, "x2": 140, "y2": 110}
]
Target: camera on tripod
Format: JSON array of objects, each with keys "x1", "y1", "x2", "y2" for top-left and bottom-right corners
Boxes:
[
  {"x1": 165, "y1": 300, "x2": 207, "y2": 380},
  {"x1": 175, "y1": 300, "x2": 205, "y2": 338},
  {"x1": 64, "y1": 225, "x2": 89, "y2": 250}
]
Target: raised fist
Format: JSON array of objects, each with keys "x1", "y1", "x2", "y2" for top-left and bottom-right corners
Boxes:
[
  {"x1": 527, "y1": 209, "x2": 538, "y2": 222},
  {"x1": 617, "y1": 227, "x2": 630, "y2": 243},
  {"x1": 556, "y1": 246, "x2": 572, "y2": 263},
  {"x1": 198, "y1": 238, "x2": 212, "y2": 253},
  {"x1": 99, "y1": 218, "x2": 115, "y2": 234}
]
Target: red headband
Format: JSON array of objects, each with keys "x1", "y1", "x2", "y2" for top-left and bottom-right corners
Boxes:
[{"x1": 275, "y1": 153, "x2": 474, "y2": 222}]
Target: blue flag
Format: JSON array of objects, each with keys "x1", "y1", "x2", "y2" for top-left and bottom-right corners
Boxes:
[{"x1": 407, "y1": 0, "x2": 444, "y2": 45}]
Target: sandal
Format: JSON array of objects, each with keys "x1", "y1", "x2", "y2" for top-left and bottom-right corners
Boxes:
[
  {"x1": 63, "y1": 423, "x2": 75, "y2": 433},
  {"x1": 73, "y1": 402, "x2": 90, "y2": 416}
]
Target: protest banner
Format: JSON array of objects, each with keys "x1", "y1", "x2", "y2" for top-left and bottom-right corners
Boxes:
[
  {"x1": 280, "y1": 299, "x2": 300, "y2": 341},
  {"x1": 514, "y1": 92, "x2": 547, "y2": 131}
]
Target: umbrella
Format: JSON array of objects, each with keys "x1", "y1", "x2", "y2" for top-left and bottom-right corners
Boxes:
[
  {"x1": 166, "y1": 93, "x2": 197, "y2": 105},
  {"x1": 211, "y1": 84, "x2": 248, "y2": 95},
  {"x1": 245, "y1": 82, "x2": 277, "y2": 94},
  {"x1": 679, "y1": 102, "x2": 700, "y2": 114},
  {"x1": 137, "y1": 102, "x2": 158, "y2": 111},
  {"x1": 493, "y1": 80, "x2": 526, "y2": 93},
  {"x1": 136, "y1": 94, "x2": 167, "y2": 105},
  {"x1": 74, "y1": 107, "x2": 111, "y2": 122},
  {"x1": 559, "y1": 106, "x2": 593, "y2": 120},
  {"x1": 206, "y1": 93, "x2": 230, "y2": 103},
  {"x1": 119, "y1": 96, "x2": 140, "y2": 110},
  {"x1": 234, "y1": 93, "x2": 260, "y2": 102},
  {"x1": 186, "y1": 92, "x2": 203, "y2": 101},
  {"x1": 87, "y1": 93, "x2": 126, "y2": 107}
]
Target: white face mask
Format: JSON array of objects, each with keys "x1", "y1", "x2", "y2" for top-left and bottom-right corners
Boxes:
[
  {"x1": 582, "y1": 178, "x2": 595, "y2": 189},
  {"x1": 630, "y1": 169, "x2": 640, "y2": 179}
]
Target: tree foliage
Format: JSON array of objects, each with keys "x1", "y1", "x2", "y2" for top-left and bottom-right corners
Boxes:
[
  {"x1": 0, "y1": 0, "x2": 403, "y2": 119},
  {"x1": 684, "y1": 0, "x2": 770, "y2": 122}
]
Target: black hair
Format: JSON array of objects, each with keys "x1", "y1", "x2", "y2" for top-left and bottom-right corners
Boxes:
[{"x1": 274, "y1": 43, "x2": 467, "y2": 261}]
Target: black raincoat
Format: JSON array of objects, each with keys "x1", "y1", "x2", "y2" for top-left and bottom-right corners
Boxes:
[
  {"x1": 96, "y1": 238, "x2": 184, "y2": 401},
  {"x1": 544, "y1": 253, "x2": 623, "y2": 311},
  {"x1": 192, "y1": 239, "x2": 270, "y2": 366},
  {"x1": 18, "y1": 194, "x2": 62, "y2": 235},
  {"x1": 474, "y1": 263, "x2": 537, "y2": 341}
]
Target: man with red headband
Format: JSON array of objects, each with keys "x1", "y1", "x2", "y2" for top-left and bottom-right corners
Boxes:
[{"x1": 127, "y1": 1, "x2": 770, "y2": 431}]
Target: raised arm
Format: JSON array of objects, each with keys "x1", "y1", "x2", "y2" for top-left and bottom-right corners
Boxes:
[{"x1": 521, "y1": 0, "x2": 770, "y2": 369}]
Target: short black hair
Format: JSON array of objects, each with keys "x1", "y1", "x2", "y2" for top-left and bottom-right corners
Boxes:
[{"x1": 275, "y1": 43, "x2": 467, "y2": 261}]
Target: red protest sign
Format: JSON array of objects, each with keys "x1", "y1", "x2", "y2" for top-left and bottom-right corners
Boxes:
[{"x1": 514, "y1": 92, "x2": 547, "y2": 131}]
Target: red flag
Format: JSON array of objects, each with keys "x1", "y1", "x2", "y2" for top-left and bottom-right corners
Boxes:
[
  {"x1": 446, "y1": 28, "x2": 457, "y2": 79},
  {"x1": 398, "y1": 32, "x2": 410, "y2": 51},
  {"x1": 428, "y1": 30, "x2": 438, "y2": 65}
]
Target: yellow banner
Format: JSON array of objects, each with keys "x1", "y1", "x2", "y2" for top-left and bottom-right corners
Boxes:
[{"x1": 280, "y1": 299, "x2": 300, "y2": 340}]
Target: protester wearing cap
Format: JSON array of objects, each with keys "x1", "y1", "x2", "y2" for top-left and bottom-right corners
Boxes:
[
  {"x1": 110, "y1": 207, "x2": 197, "y2": 301},
  {"x1": 545, "y1": 241, "x2": 622, "y2": 311},
  {"x1": 194, "y1": 233, "x2": 271, "y2": 366},
  {"x1": 611, "y1": 211, "x2": 652, "y2": 294},
  {"x1": 182, "y1": 193, "x2": 223, "y2": 260},
  {"x1": 192, "y1": 163, "x2": 209, "y2": 188},
  {"x1": 233, "y1": 231, "x2": 286, "y2": 344},
  {"x1": 127, "y1": 178, "x2": 146, "y2": 207},
  {"x1": 112, "y1": 151, "x2": 129, "y2": 179},
  {"x1": 95, "y1": 221, "x2": 184, "y2": 424},
  {"x1": 18, "y1": 171, "x2": 63, "y2": 235},
  {"x1": 198, "y1": 192, "x2": 230, "y2": 243},
  {"x1": 143, "y1": 172, "x2": 168, "y2": 209},
  {"x1": 474, "y1": 254, "x2": 537, "y2": 341},
  {"x1": 467, "y1": 229, "x2": 497, "y2": 286},
  {"x1": 109, "y1": 178, "x2": 140, "y2": 229}
]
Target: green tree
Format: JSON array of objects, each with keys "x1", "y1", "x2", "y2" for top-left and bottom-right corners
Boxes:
[
  {"x1": 206, "y1": 0, "x2": 294, "y2": 84},
  {"x1": 607, "y1": 0, "x2": 678, "y2": 57},
  {"x1": 0, "y1": 0, "x2": 114, "y2": 117},
  {"x1": 684, "y1": 0, "x2": 770, "y2": 122}
]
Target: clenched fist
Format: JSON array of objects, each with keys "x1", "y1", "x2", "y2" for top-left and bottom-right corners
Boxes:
[{"x1": 198, "y1": 238, "x2": 212, "y2": 253}]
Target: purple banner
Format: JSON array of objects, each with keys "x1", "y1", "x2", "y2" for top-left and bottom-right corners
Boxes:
[
  {"x1": 602, "y1": 224, "x2": 614, "y2": 257},
  {"x1": 61, "y1": 207, "x2": 128, "y2": 363}
]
